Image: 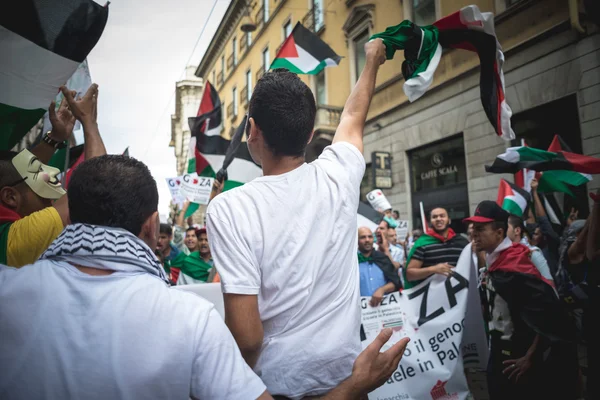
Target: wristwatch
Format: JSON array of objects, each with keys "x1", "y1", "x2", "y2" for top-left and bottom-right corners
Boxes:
[{"x1": 42, "y1": 131, "x2": 67, "y2": 149}]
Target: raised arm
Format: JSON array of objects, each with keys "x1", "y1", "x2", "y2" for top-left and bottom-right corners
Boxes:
[
  {"x1": 332, "y1": 39, "x2": 386, "y2": 153},
  {"x1": 31, "y1": 98, "x2": 76, "y2": 164},
  {"x1": 61, "y1": 84, "x2": 106, "y2": 160}
]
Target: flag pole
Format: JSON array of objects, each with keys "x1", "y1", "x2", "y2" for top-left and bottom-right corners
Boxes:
[
  {"x1": 420, "y1": 201, "x2": 427, "y2": 233},
  {"x1": 62, "y1": 144, "x2": 70, "y2": 188}
]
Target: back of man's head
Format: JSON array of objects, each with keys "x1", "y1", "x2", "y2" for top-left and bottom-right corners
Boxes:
[
  {"x1": 508, "y1": 215, "x2": 524, "y2": 237},
  {"x1": 68, "y1": 155, "x2": 159, "y2": 236},
  {"x1": 0, "y1": 151, "x2": 23, "y2": 191},
  {"x1": 249, "y1": 68, "x2": 316, "y2": 157}
]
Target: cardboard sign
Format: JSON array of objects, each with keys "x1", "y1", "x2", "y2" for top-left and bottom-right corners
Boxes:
[
  {"x1": 179, "y1": 173, "x2": 214, "y2": 205},
  {"x1": 165, "y1": 176, "x2": 185, "y2": 207},
  {"x1": 366, "y1": 189, "x2": 391, "y2": 213},
  {"x1": 396, "y1": 220, "x2": 409, "y2": 240}
]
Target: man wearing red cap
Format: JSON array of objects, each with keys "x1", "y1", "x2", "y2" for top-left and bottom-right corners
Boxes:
[{"x1": 465, "y1": 201, "x2": 577, "y2": 400}]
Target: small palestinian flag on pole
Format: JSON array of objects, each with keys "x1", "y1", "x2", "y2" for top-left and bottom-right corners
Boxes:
[
  {"x1": 543, "y1": 135, "x2": 593, "y2": 189},
  {"x1": 0, "y1": 0, "x2": 108, "y2": 150},
  {"x1": 497, "y1": 179, "x2": 530, "y2": 217},
  {"x1": 187, "y1": 81, "x2": 261, "y2": 216},
  {"x1": 371, "y1": 5, "x2": 513, "y2": 139},
  {"x1": 486, "y1": 146, "x2": 600, "y2": 175},
  {"x1": 270, "y1": 22, "x2": 341, "y2": 75}
]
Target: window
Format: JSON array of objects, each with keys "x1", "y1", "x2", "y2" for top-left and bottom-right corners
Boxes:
[
  {"x1": 353, "y1": 30, "x2": 369, "y2": 81},
  {"x1": 316, "y1": 70, "x2": 326, "y2": 105},
  {"x1": 262, "y1": 48, "x2": 270, "y2": 71},
  {"x1": 221, "y1": 55, "x2": 225, "y2": 78},
  {"x1": 232, "y1": 87, "x2": 238, "y2": 116},
  {"x1": 312, "y1": 0, "x2": 324, "y2": 31},
  {"x1": 263, "y1": 0, "x2": 269, "y2": 23},
  {"x1": 283, "y1": 20, "x2": 292, "y2": 39},
  {"x1": 246, "y1": 31, "x2": 252, "y2": 47},
  {"x1": 212, "y1": 70, "x2": 216, "y2": 85},
  {"x1": 412, "y1": 0, "x2": 436, "y2": 26},
  {"x1": 232, "y1": 37, "x2": 237, "y2": 66},
  {"x1": 246, "y1": 69, "x2": 252, "y2": 101}
]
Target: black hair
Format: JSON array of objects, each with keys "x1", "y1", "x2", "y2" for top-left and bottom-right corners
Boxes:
[
  {"x1": 248, "y1": 68, "x2": 316, "y2": 157},
  {"x1": 160, "y1": 223, "x2": 173, "y2": 236},
  {"x1": 508, "y1": 215, "x2": 525, "y2": 237},
  {"x1": 68, "y1": 155, "x2": 159, "y2": 236},
  {"x1": 186, "y1": 227, "x2": 197, "y2": 234},
  {"x1": 492, "y1": 220, "x2": 508, "y2": 238},
  {"x1": 428, "y1": 207, "x2": 448, "y2": 220},
  {"x1": 0, "y1": 151, "x2": 24, "y2": 190}
]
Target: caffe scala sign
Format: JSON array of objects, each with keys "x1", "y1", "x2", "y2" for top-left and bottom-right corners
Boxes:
[{"x1": 420, "y1": 153, "x2": 458, "y2": 180}]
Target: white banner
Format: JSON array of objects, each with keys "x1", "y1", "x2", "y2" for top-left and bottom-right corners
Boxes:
[
  {"x1": 165, "y1": 176, "x2": 185, "y2": 207},
  {"x1": 361, "y1": 244, "x2": 487, "y2": 400},
  {"x1": 179, "y1": 173, "x2": 214, "y2": 205},
  {"x1": 367, "y1": 189, "x2": 392, "y2": 213}
]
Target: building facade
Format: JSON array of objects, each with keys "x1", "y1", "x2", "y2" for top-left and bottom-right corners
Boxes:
[{"x1": 196, "y1": 0, "x2": 600, "y2": 233}]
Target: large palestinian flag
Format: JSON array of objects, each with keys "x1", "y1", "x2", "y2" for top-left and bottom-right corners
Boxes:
[
  {"x1": 497, "y1": 179, "x2": 530, "y2": 217},
  {"x1": 371, "y1": 5, "x2": 513, "y2": 139},
  {"x1": 0, "y1": 0, "x2": 108, "y2": 150},
  {"x1": 486, "y1": 146, "x2": 600, "y2": 175},
  {"x1": 270, "y1": 22, "x2": 341, "y2": 75},
  {"x1": 186, "y1": 82, "x2": 261, "y2": 216}
]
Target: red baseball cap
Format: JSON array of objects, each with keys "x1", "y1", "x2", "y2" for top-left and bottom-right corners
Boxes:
[{"x1": 463, "y1": 200, "x2": 509, "y2": 224}]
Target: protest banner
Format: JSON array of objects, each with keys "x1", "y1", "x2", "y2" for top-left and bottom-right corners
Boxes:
[
  {"x1": 165, "y1": 176, "x2": 185, "y2": 207},
  {"x1": 360, "y1": 244, "x2": 487, "y2": 400},
  {"x1": 179, "y1": 173, "x2": 214, "y2": 205},
  {"x1": 367, "y1": 189, "x2": 392, "y2": 213}
]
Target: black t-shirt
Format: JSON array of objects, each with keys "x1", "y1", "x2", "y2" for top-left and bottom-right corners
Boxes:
[{"x1": 411, "y1": 235, "x2": 469, "y2": 267}]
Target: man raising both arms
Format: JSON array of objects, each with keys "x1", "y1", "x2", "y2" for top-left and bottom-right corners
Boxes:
[{"x1": 206, "y1": 39, "x2": 387, "y2": 398}]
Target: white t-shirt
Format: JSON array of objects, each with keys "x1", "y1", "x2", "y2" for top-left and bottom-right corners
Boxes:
[
  {"x1": 0, "y1": 261, "x2": 266, "y2": 400},
  {"x1": 206, "y1": 142, "x2": 365, "y2": 399}
]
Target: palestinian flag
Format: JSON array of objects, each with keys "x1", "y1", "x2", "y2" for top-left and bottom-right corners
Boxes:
[
  {"x1": 371, "y1": 5, "x2": 514, "y2": 139},
  {"x1": 543, "y1": 135, "x2": 593, "y2": 190},
  {"x1": 0, "y1": 0, "x2": 108, "y2": 150},
  {"x1": 486, "y1": 146, "x2": 600, "y2": 175},
  {"x1": 186, "y1": 81, "x2": 261, "y2": 216},
  {"x1": 357, "y1": 201, "x2": 383, "y2": 231},
  {"x1": 497, "y1": 179, "x2": 530, "y2": 217},
  {"x1": 171, "y1": 251, "x2": 213, "y2": 285},
  {"x1": 270, "y1": 22, "x2": 341, "y2": 75}
]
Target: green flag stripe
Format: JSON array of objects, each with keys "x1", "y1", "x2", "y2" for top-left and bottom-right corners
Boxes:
[
  {"x1": 270, "y1": 58, "x2": 329, "y2": 75},
  {"x1": 516, "y1": 147, "x2": 558, "y2": 162},
  {"x1": 0, "y1": 103, "x2": 45, "y2": 151},
  {"x1": 502, "y1": 198, "x2": 524, "y2": 216}
]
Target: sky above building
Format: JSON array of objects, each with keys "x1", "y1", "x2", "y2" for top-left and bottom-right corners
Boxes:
[{"x1": 86, "y1": 0, "x2": 230, "y2": 219}]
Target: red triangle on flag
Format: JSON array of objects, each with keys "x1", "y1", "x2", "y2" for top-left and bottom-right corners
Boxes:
[
  {"x1": 548, "y1": 135, "x2": 563, "y2": 153},
  {"x1": 277, "y1": 35, "x2": 299, "y2": 59},
  {"x1": 496, "y1": 179, "x2": 513, "y2": 207}
]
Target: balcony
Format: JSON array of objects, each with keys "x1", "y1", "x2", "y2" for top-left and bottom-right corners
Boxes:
[
  {"x1": 314, "y1": 105, "x2": 342, "y2": 133},
  {"x1": 227, "y1": 103, "x2": 234, "y2": 119},
  {"x1": 241, "y1": 86, "x2": 248, "y2": 107},
  {"x1": 302, "y1": 4, "x2": 324, "y2": 33},
  {"x1": 217, "y1": 72, "x2": 224, "y2": 87},
  {"x1": 227, "y1": 54, "x2": 234, "y2": 71},
  {"x1": 240, "y1": 38, "x2": 248, "y2": 54},
  {"x1": 256, "y1": 67, "x2": 265, "y2": 82},
  {"x1": 255, "y1": 7, "x2": 264, "y2": 32}
]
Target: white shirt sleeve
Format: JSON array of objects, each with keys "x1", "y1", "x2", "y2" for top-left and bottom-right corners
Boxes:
[
  {"x1": 313, "y1": 142, "x2": 366, "y2": 193},
  {"x1": 206, "y1": 210, "x2": 261, "y2": 295},
  {"x1": 191, "y1": 308, "x2": 267, "y2": 399}
]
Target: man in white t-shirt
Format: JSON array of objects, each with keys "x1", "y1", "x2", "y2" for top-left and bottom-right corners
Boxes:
[
  {"x1": 0, "y1": 155, "x2": 410, "y2": 400},
  {"x1": 206, "y1": 40, "x2": 387, "y2": 398}
]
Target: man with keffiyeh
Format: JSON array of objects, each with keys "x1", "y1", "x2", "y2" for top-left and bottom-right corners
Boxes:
[{"x1": 0, "y1": 154, "x2": 411, "y2": 400}]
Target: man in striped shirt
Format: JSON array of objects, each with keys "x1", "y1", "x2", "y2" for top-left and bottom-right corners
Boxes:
[{"x1": 404, "y1": 208, "x2": 469, "y2": 289}]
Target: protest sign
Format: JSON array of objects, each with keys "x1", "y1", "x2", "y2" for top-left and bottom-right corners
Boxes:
[
  {"x1": 366, "y1": 189, "x2": 392, "y2": 213},
  {"x1": 396, "y1": 220, "x2": 409, "y2": 240},
  {"x1": 165, "y1": 176, "x2": 185, "y2": 207},
  {"x1": 179, "y1": 173, "x2": 214, "y2": 205},
  {"x1": 360, "y1": 244, "x2": 487, "y2": 400}
]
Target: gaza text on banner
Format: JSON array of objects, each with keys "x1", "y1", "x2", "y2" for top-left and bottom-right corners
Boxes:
[
  {"x1": 360, "y1": 243, "x2": 487, "y2": 400},
  {"x1": 179, "y1": 173, "x2": 214, "y2": 205}
]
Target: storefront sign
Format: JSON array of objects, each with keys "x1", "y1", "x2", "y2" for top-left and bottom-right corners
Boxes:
[
  {"x1": 409, "y1": 136, "x2": 467, "y2": 193},
  {"x1": 371, "y1": 151, "x2": 392, "y2": 189}
]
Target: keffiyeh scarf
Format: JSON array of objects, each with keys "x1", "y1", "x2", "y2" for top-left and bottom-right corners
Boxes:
[{"x1": 40, "y1": 223, "x2": 170, "y2": 285}]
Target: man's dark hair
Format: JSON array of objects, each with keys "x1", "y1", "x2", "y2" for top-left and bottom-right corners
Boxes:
[
  {"x1": 68, "y1": 155, "x2": 159, "y2": 236},
  {"x1": 186, "y1": 227, "x2": 198, "y2": 235},
  {"x1": 492, "y1": 221, "x2": 508, "y2": 238},
  {"x1": 248, "y1": 68, "x2": 316, "y2": 157},
  {"x1": 428, "y1": 207, "x2": 448, "y2": 220},
  {"x1": 0, "y1": 151, "x2": 23, "y2": 190},
  {"x1": 160, "y1": 223, "x2": 173, "y2": 236},
  {"x1": 508, "y1": 215, "x2": 525, "y2": 238}
]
